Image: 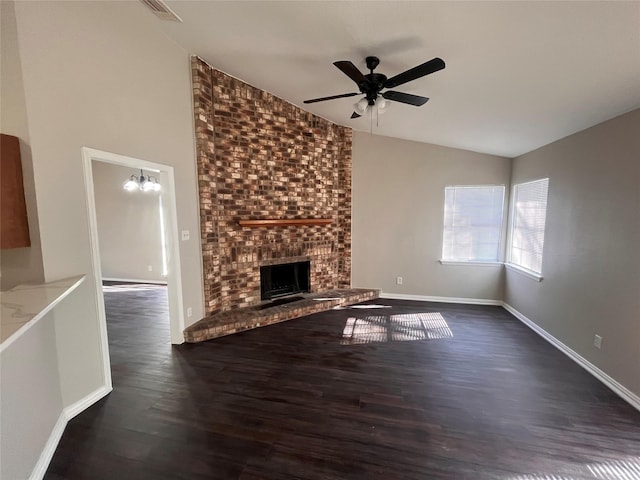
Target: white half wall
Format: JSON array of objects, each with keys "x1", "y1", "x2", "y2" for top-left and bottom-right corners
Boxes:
[
  {"x1": 93, "y1": 161, "x2": 165, "y2": 283},
  {"x1": 0, "y1": 312, "x2": 63, "y2": 480},
  {"x1": 505, "y1": 108, "x2": 640, "y2": 399},
  {"x1": 352, "y1": 132, "x2": 511, "y2": 301}
]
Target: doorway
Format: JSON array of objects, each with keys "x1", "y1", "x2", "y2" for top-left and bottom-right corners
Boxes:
[{"x1": 81, "y1": 147, "x2": 186, "y2": 386}]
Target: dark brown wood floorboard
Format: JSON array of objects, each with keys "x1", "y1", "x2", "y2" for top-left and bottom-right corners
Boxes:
[{"x1": 45, "y1": 285, "x2": 640, "y2": 479}]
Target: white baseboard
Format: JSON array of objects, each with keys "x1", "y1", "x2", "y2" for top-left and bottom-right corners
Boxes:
[
  {"x1": 64, "y1": 384, "x2": 112, "y2": 420},
  {"x1": 503, "y1": 302, "x2": 640, "y2": 413},
  {"x1": 380, "y1": 292, "x2": 503, "y2": 306},
  {"x1": 102, "y1": 277, "x2": 167, "y2": 285},
  {"x1": 29, "y1": 384, "x2": 112, "y2": 480},
  {"x1": 29, "y1": 412, "x2": 67, "y2": 480}
]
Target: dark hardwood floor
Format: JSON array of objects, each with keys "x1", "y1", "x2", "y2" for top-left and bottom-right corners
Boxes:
[{"x1": 45, "y1": 285, "x2": 640, "y2": 479}]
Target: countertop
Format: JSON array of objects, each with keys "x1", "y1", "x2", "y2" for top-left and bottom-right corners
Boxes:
[{"x1": 1, "y1": 275, "x2": 86, "y2": 351}]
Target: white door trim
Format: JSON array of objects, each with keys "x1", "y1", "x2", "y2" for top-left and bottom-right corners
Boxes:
[{"x1": 81, "y1": 149, "x2": 186, "y2": 381}]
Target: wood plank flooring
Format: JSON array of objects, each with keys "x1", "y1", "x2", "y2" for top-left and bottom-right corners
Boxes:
[{"x1": 45, "y1": 284, "x2": 640, "y2": 479}]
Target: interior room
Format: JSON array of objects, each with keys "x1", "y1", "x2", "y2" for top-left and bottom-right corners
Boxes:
[
  {"x1": 1, "y1": 1, "x2": 638, "y2": 479},
  {"x1": 93, "y1": 161, "x2": 166, "y2": 286}
]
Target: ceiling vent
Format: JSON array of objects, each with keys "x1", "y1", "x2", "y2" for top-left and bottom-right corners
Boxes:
[{"x1": 139, "y1": 0, "x2": 183, "y2": 22}]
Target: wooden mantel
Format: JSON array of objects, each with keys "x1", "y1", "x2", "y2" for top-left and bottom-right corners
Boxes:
[{"x1": 238, "y1": 218, "x2": 334, "y2": 228}]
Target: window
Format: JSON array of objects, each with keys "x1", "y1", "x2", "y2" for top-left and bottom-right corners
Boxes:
[
  {"x1": 442, "y1": 185, "x2": 505, "y2": 263},
  {"x1": 508, "y1": 178, "x2": 549, "y2": 275}
]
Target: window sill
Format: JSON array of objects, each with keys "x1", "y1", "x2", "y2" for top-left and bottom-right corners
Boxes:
[
  {"x1": 505, "y1": 263, "x2": 543, "y2": 282},
  {"x1": 439, "y1": 260, "x2": 503, "y2": 267}
]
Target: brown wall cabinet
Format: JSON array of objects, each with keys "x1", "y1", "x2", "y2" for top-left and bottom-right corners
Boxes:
[{"x1": 1, "y1": 134, "x2": 31, "y2": 249}]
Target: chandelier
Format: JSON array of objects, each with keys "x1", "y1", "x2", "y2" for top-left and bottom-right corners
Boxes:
[{"x1": 123, "y1": 169, "x2": 161, "y2": 192}]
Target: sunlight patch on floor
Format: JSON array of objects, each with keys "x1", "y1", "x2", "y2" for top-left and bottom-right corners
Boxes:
[
  {"x1": 341, "y1": 312, "x2": 452, "y2": 345},
  {"x1": 505, "y1": 456, "x2": 640, "y2": 480},
  {"x1": 589, "y1": 457, "x2": 640, "y2": 479}
]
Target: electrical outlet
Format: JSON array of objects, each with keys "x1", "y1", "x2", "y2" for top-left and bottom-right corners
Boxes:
[
  {"x1": 396, "y1": 276, "x2": 403, "y2": 285},
  {"x1": 186, "y1": 307, "x2": 193, "y2": 318},
  {"x1": 148, "y1": 265, "x2": 153, "y2": 272},
  {"x1": 593, "y1": 334, "x2": 602, "y2": 349},
  {"x1": 181, "y1": 230, "x2": 190, "y2": 241}
]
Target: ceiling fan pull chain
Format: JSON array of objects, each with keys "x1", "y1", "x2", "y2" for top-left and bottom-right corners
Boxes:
[{"x1": 370, "y1": 108, "x2": 373, "y2": 134}]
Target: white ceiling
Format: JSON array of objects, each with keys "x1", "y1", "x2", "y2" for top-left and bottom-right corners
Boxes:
[{"x1": 155, "y1": 1, "x2": 640, "y2": 158}]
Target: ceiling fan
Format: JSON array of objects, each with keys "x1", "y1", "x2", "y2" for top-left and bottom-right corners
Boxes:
[{"x1": 304, "y1": 56, "x2": 445, "y2": 118}]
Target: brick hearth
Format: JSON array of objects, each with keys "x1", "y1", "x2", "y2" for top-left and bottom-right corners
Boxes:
[{"x1": 184, "y1": 288, "x2": 379, "y2": 343}]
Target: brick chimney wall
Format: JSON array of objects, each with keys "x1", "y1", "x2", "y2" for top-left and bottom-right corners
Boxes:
[{"x1": 191, "y1": 57, "x2": 352, "y2": 315}]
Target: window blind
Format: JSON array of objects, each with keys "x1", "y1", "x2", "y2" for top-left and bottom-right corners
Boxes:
[
  {"x1": 509, "y1": 178, "x2": 549, "y2": 274},
  {"x1": 442, "y1": 185, "x2": 505, "y2": 262}
]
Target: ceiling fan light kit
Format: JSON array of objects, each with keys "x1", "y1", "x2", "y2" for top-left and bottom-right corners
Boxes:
[
  {"x1": 304, "y1": 55, "x2": 445, "y2": 119},
  {"x1": 351, "y1": 96, "x2": 388, "y2": 121},
  {"x1": 354, "y1": 97, "x2": 369, "y2": 116}
]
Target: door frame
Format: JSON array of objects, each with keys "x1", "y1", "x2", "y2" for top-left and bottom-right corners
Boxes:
[{"x1": 81, "y1": 147, "x2": 186, "y2": 385}]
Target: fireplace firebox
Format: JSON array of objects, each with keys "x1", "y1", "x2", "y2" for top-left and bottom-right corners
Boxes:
[{"x1": 260, "y1": 261, "x2": 310, "y2": 301}]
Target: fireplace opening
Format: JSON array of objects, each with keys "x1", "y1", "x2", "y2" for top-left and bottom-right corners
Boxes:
[{"x1": 260, "y1": 261, "x2": 310, "y2": 301}]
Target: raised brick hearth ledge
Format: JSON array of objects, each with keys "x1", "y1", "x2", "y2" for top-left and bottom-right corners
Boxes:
[{"x1": 184, "y1": 288, "x2": 380, "y2": 343}]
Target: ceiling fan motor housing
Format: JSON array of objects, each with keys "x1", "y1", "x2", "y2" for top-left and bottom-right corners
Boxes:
[
  {"x1": 360, "y1": 57, "x2": 387, "y2": 102},
  {"x1": 359, "y1": 73, "x2": 388, "y2": 102}
]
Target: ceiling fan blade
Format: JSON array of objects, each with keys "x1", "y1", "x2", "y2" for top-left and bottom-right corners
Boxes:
[
  {"x1": 382, "y1": 91, "x2": 429, "y2": 106},
  {"x1": 333, "y1": 61, "x2": 367, "y2": 84},
  {"x1": 303, "y1": 92, "x2": 359, "y2": 104},
  {"x1": 384, "y1": 58, "x2": 445, "y2": 89},
  {"x1": 350, "y1": 112, "x2": 361, "y2": 119}
]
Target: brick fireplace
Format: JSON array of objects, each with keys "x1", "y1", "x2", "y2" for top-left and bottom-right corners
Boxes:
[{"x1": 191, "y1": 57, "x2": 353, "y2": 320}]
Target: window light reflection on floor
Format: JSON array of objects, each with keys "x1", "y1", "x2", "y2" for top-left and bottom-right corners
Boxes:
[
  {"x1": 505, "y1": 456, "x2": 640, "y2": 480},
  {"x1": 341, "y1": 312, "x2": 453, "y2": 345},
  {"x1": 331, "y1": 304, "x2": 392, "y2": 310},
  {"x1": 102, "y1": 283, "x2": 166, "y2": 293},
  {"x1": 588, "y1": 457, "x2": 640, "y2": 479}
]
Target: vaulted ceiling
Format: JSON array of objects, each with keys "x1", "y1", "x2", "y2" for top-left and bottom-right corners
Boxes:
[{"x1": 153, "y1": 1, "x2": 640, "y2": 157}]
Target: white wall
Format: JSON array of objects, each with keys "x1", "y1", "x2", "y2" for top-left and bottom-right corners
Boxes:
[
  {"x1": 12, "y1": 1, "x2": 203, "y2": 328},
  {"x1": 352, "y1": 132, "x2": 511, "y2": 301},
  {"x1": 93, "y1": 161, "x2": 165, "y2": 283},
  {"x1": 1, "y1": 1, "x2": 205, "y2": 475},
  {"x1": 0, "y1": 0, "x2": 45, "y2": 290},
  {"x1": 505, "y1": 108, "x2": 640, "y2": 398}
]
